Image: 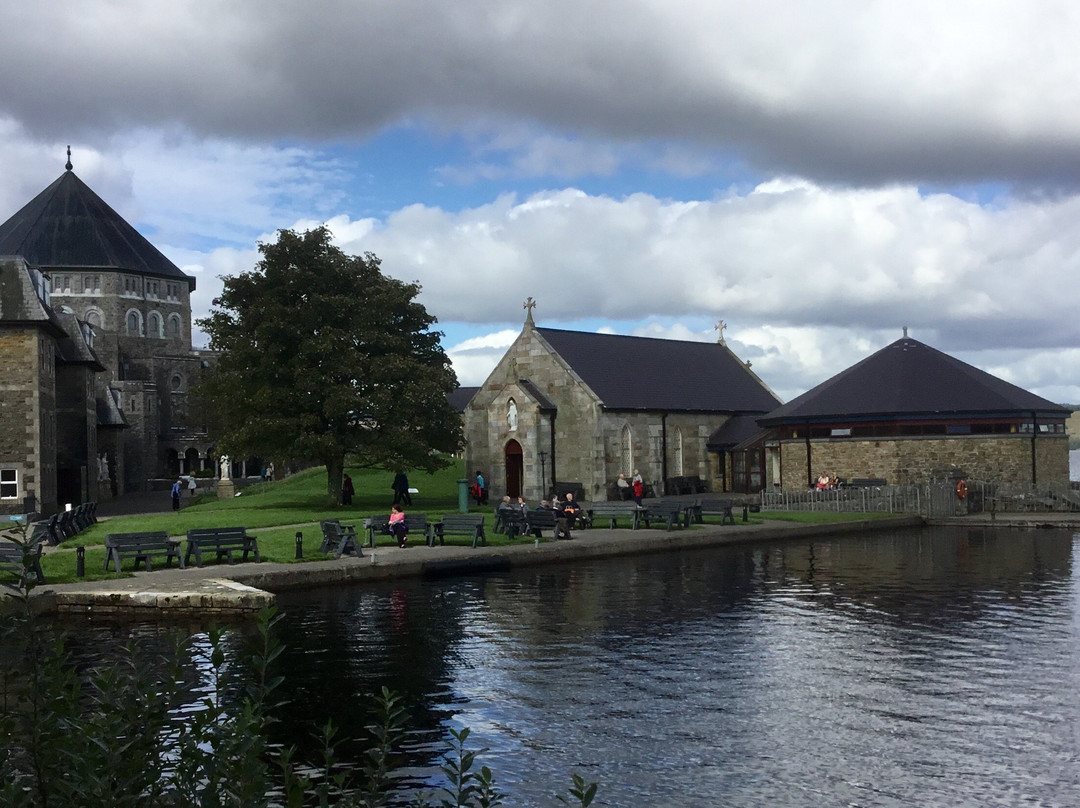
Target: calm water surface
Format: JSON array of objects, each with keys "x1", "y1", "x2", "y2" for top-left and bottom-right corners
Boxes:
[{"x1": 260, "y1": 525, "x2": 1080, "y2": 807}]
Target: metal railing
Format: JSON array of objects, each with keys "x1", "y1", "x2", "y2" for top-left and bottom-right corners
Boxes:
[{"x1": 761, "y1": 480, "x2": 1080, "y2": 518}]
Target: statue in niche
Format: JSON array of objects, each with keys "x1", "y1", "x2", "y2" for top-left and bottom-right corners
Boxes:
[{"x1": 507, "y1": 399, "x2": 518, "y2": 431}]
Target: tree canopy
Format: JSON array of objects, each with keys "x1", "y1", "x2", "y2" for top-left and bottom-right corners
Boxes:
[{"x1": 197, "y1": 227, "x2": 463, "y2": 502}]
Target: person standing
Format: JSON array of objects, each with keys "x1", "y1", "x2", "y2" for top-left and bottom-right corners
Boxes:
[
  {"x1": 342, "y1": 473, "x2": 355, "y2": 506},
  {"x1": 632, "y1": 471, "x2": 644, "y2": 507},
  {"x1": 392, "y1": 471, "x2": 412, "y2": 506},
  {"x1": 171, "y1": 478, "x2": 182, "y2": 510},
  {"x1": 617, "y1": 473, "x2": 630, "y2": 500},
  {"x1": 473, "y1": 471, "x2": 487, "y2": 506},
  {"x1": 187, "y1": 475, "x2": 197, "y2": 498}
]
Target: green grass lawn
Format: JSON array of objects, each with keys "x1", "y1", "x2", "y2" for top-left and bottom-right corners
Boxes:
[{"x1": 33, "y1": 464, "x2": 902, "y2": 584}]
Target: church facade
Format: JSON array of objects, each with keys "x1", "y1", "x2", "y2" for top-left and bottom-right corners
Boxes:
[
  {"x1": 0, "y1": 155, "x2": 213, "y2": 515},
  {"x1": 463, "y1": 304, "x2": 781, "y2": 502}
]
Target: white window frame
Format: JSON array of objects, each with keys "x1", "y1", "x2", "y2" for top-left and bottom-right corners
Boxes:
[{"x1": 0, "y1": 469, "x2": 18, "y2": 500}]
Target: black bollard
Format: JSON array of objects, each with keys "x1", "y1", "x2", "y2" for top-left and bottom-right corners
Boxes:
[
  {"x1": 76, "y1": 545, "x2": 85, "y2": 578},
  {"x1": 295, "y1": 531, "x2": 303, "y2": 559}
]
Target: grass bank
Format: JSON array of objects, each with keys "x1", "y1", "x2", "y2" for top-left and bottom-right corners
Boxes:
[{"x1": 35, "y1": 464, "x2": 892, "y2": 584}]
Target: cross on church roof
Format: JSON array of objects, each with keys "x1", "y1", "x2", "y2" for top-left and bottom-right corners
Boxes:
[
  {"x1": 65, "y1": 145, "x2": 72, "y2": 172},
  {"x1": 524, "y1": 296, "x2": 536, "y2": 325},
  {"x1": 715, "y1": 319, "x2": 727, "y2": 345}
]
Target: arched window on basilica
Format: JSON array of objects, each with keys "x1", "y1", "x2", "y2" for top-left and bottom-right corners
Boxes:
[
  {"x1": 125, "y1": 309, "x2": 143, "y2": 336},
  {"x1": 84, "y1": 308, "x2": 103, "y2": 329},
  {"x1": 166, "y1": 313, "x2": 182, "y2": 339},
  {"x1": 148, "y1": 311, "x2": 163, "y2": 338}
]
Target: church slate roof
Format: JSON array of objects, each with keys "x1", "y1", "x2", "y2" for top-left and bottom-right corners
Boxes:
[
  {"x1": 448, "y1": 386, "x2": 480, "y2": 411},
  {"x1": 537, "y1": 327, "x2": 781, "y2": 412},
  {"x1": 759, "y1": 337, "x2": 1069, "y2": 425},
  {"x1": 0, "y1": 168, "x2": 194, "y2": 289}
]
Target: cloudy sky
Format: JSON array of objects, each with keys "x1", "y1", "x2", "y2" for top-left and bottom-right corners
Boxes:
[{"x1": 2, "y1": 0, "x2": 1079, "y2": 403}]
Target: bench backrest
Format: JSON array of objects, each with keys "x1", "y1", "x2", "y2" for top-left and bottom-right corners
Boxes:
[
  {"x1": 107, "y1": 531, "x2": 171, "y2": 548},
  {"x1": 526, "y1": 509, "x2": 558, "y2": 528},
  {"x1": 187, "y1": 527, "x2": 250, "y2": 542},
  {"x1": 0, "y1": 541, "x2": 40, "y2": 562},
  {"x1": 590, "y1": 502, "x2": 638, "y2": 513},
  {"x1": 440, "y1": 514, "x2": 484, "y2": 530}
]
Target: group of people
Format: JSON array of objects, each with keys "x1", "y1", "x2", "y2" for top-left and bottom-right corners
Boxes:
[
  {"x1": 496, "y1": 491, "x2": 584, "y2": 539},
  {"x1": 616, "y1": 470, "x2": 646, "y2": 505},
  {"x1": 815, "y1": 472, "x2": 841, "y2": 490}
]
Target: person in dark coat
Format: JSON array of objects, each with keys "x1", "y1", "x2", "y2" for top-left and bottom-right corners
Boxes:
[
  {"x1": 171, "y1": 479, "x2": 182, "y2": 510},
  {"x1": 342, "y1": 474, "x2": 355, "y2": 506},
  {"x1": 392, "y1": 471, "x2": 412, "y2": 506}
]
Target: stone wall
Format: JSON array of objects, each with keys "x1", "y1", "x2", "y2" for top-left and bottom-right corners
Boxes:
[{"x1": 777, "y1": 434, "x2": 1070, "y2": 488}]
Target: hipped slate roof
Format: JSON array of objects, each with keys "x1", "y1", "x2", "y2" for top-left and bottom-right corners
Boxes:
[
  {"x1": 0, "y1": 168, "x2": 194, "y2": 289},
  {"x1": 538, "y1": 327, "x2": 781, "y2": 412},
  {"x1": 759, "y1": 337, "x2": 1069, "y2": 425}
]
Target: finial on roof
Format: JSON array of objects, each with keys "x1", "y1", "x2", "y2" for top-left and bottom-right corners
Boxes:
[
  {"x1": 65, "y1": 145, "x2": 72, "y2": 171},
  {"x1": 523, "y1": 296, "x2": 536, "y2": 325},
  {"x1": 715, "y1": 319, "x2": 727, "y2": 345},
  {"x1": 903, "y1": 325, "x2": 908, "y2": 338}
]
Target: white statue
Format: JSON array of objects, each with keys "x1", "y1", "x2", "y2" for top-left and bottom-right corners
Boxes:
[
  {"x1": 507, "y1": 399, "x2": 518, "y2": 431},
  {"x1": 98, "y1": 453, "x2": 109, "y2": 481},
  {"x1": 219, "y1": 454, "x2": 230, "y2": 479}
]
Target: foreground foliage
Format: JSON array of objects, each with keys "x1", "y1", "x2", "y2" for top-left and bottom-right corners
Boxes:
[{"x1": 0, "y1": 553, "x2": 597, "y2": 807}]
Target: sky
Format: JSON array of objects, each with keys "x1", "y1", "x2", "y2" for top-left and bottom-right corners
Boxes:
[{"x1": 2, "y1": 0, "x2": 1080, "y2": 404}]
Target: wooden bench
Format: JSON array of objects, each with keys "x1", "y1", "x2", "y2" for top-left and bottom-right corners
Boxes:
[
  {"x1": 185, "y1": 527, "x2": 261, "y2": 567},
  {"x1": 0, "y1": 540, "x2": 45, "y2": 585},
  {"x1": 365, "y1": 513, "x2": 433, "y2": 547},
  {"x1": 319, "y1": 519, "x2": 364, "y2": 557},
  {"x1": 524, "y1": 508, "x2": 560, "y2": 539},
  {"x1": 432, "y1": 514, "x2": 486, "y2": 547},
  {"x1": 847, "y1": 478, "x2": 887, "y2": 488},
  {"x1": 104, "y1": 531, "x2": 184, "y2": 573},
  {"x1": 639, "y1": 501, "x2": 690, "y2": 531},
  {"x1": 692, "y1": 498, "x2": 736, "y2": 525},
  {"x1": 587, "y1": 502, "x2": 645, "y2": 529}
]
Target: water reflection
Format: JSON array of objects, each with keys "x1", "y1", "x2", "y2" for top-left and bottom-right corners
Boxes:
[
  {"x1": 268, "y1": 525, "x2": 1080, "y2": 806},
  {"x1": 60, "y1": 526, "x2": 1080, "y2": 806}
]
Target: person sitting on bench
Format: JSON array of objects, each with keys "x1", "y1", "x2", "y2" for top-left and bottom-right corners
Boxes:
[
  {"x1": 558, "y1": 492, "x2": 583, "y2": 540},
  {"x1": 389, "y1": 505, "x2": 408, "y2": 548}
]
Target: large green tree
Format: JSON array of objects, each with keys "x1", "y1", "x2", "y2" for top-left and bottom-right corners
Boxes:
[{"x1": 197, "y1": 227, "x2": 463, "y2": 503}]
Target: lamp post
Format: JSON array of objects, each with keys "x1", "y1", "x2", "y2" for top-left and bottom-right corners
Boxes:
[{"x1": 538, "y1": 450, "x2": 547, "y2": 496}]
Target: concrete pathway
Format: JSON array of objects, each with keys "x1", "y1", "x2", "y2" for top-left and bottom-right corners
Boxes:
[
  {"x1": 25, "y1": 515, "x2": 925, "y2": 620},
  {"x1": 22, "y1": 510, "x2": 1076, "y2": 620}
]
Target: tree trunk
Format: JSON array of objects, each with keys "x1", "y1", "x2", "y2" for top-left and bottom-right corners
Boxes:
[{"x1": 326, "y1": 456, "x2": 344, "y2": 505}]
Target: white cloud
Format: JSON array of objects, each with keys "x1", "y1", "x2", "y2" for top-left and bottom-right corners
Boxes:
[{"x1": 4, "y1": 2, "x2": 1080, "y2": 185}]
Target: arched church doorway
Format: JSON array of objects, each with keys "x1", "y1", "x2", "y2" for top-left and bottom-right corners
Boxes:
[{"x1": 504, "y1": 440, "x2": 523, "y2": 499}]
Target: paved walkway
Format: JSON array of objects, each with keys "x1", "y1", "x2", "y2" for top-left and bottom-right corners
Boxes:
[
  {"x1": 22, "y1": 509, "x2": 1078, "y2": 621},
  {"x1": 27, "y1": 515, "x2": 928, "y2": 619}
]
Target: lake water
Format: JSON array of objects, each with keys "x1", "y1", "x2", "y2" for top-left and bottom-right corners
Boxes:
[{"x1": 254, "y1": 524, "x2": 1080, "y2": 807}]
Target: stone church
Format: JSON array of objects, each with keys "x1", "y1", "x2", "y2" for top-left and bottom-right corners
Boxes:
[
  {"x1": 463, "y1": 302, "x2": 782, "y2": 502},
  {"x1": 0, "y1": 153, "x2": 213, "y2": 516}
]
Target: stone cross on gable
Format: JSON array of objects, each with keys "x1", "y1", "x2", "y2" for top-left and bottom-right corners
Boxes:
[
  {"x1": 524, "y1": 296, "x2": 536, "y2": 325},
  {"x1": 715, "y1": 320, "x2": 727, "y2": 345}
]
